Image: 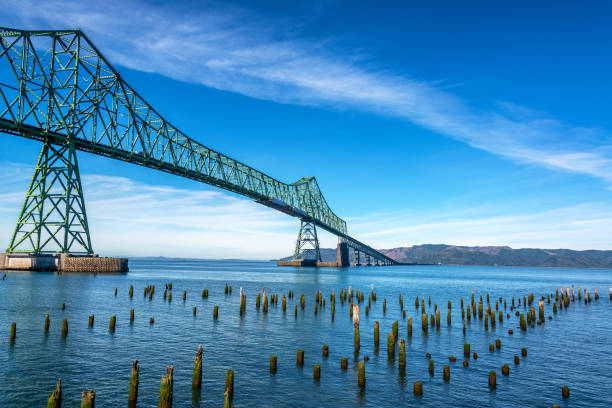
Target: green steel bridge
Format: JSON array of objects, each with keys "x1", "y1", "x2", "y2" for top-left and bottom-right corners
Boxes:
[{"x1": 0, "y1": 27, "x2": 396, "y2": 266}]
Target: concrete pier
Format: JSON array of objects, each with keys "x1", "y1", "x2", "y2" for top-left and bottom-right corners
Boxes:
[
  {"x1": 277, "y1": 242, "x2": 350, "y2": 268},
  {"x1": 0, "y1": 253, "x2": 128, "y2": 273}
]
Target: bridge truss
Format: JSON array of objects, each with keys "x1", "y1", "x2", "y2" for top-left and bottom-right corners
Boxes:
[{"x1": 0, "y1": 27, "x2": 396, "y2": 265}]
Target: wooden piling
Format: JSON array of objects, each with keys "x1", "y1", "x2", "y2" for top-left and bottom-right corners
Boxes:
[
  {"x1": 270, "y1": 355, "x2": 277, "y2": 374},
  {"x1": 47, "y1": 379, "x2": 62, "y2": 408},
  {"x1": 428, "y1": 359, "x2": 434, "y2": 376},
  {"x1": 88, "y1": 315, "x2": 94, "y2": 327},
  {"x1": 443, "y1": 365, "x2": 450, "y2": 381},
  {"x1": 282, "y1": 295, "x2": 286, "y2": 312},
  {"x1": 45, "y1": 313, "x2": 50, "y2": 333},
  {"x1": 192, "y1": 345, "x2": 203, "y2": 389},
  {"x1": 392, "y1": 320, "x2": 398, "y2": 340},
  {"x1": 183, "y1": 290, "x2": 187, "y2": 302},
  {"x1": 414, "y1": 381, "x2": 423, "y2": 396},
  {"x1": 489, "y1": 371, "x2": 496, "y2": 388},
  {"x1": 383, "y1": 299, "x2": 386, "y2": 314},
  {"x1": 473, "y1": 352, "x2": 478, "y2": 360},
  {"x1": 168, "y1": 292, "x2": 172, "y2": 303},
  {"x1": 341, "y1": 357, "x2": 348, "y2": 370},
  {"x1": 489, "y1": 344, "x2": 494, "y2": 352},
  {"x1": 109, "y1": 315, "x2": 116, "y2": 332},
  {"x1": 294, "y1": 304, "x2": 297, "y2": 319},
  {"x1": 495, "y1": 339, "x2": 501, "y2": 350},
  {"x1": 129, "y1": 360, "x2": 139, "y2": 405},
  {"x1": 387, "y1": 333, "x2": 395, "y2": 357},
  {"x1": 224, "y1": 370, "x2": 234, "y2": 407},
  {"x1": 62, "y1": 303, "x2": 65, "y2": 311},
  {"x1": 297, "y1": 350, "x2": 304, "y2": 366},
  {"x1": 562, "y1": 385, "x2": 570, "y2": 398},
  {"x1": 213, "y1": 305, "x2": 219, "y2": 320},
  {"x1": 313, "y1": 365, "x2": 321, "y2": 380},
  {"x1": 358, "y1": 361, "x2": 365, "y2": 388},
  {"x1": 130, "y1": 309, "x2": 134, "y2": 324},
  {"x1": 514, "y1": 355, "x2": 519, "y2": 365},
  {"x1": 521, "y1": 348, "x2": 527, "y2": 357},
  {"x1": 202, "y1": 289, "x2": 208, "y2": 298},
  {"x1": 80, "y1": 390, "x2": 96, "y2": 408},
  {"x1": 398, "y1": 339, "x2": 406, "y2": 370},
  {"x1": 464, "y1": 343, "x2": 470, "y2": 358},
  {"x1": 129, "y1": 285, "x2": 133, "y2": 298},
  {"x1": 150, "y1": 317, "x2": 154, "y2": 325},
  {"x1": 193, "y1": 306, "x2": 197, "y2": 316},
  {"x1": 422, "y1": 313, "x2": 428, "y2": 332},
  {"x1": 323, "y1": 345, "x2": 329, "y2": 357},
  {"x1": 115, "y1": 287, "x2": 117, "y2": 296},
  {"x1": 447, "y1": 308, "x2": 451, "y2": 326},
  {"x1": 407, "y1": 317, "x2": 412, "y2": 337},
  {"x1": 10, "y1": 322, "x2": 16, "y2": 341},
  {"x1": 501, "y1": 364, "x2": 509, "y2": 376},
  {"x1": 62, "y1": 318, "x2": 68, "y2": 337}
]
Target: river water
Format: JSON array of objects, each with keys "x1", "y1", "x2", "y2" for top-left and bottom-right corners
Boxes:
[{"x1": 1, "y1": 259, "x2": 611, "y2": 407}]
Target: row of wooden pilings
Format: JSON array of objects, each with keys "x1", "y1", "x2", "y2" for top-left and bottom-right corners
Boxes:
[
  {"x1": 44, "y1": 345, "x2": 235, "y2": 408},
  {"x1": 7, "y1": 281, "x2": 601, "y2": 405}
]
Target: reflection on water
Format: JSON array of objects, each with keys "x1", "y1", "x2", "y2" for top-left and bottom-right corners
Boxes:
[{"x1": 1, "y1": 259, "x2": 611, "y2": 407}]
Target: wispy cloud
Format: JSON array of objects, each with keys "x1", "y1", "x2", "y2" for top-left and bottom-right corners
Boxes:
[
  {"x1": 0, "y1": 169, "x2": 339, "y2": 258},
  {"x1": 0, "y1": 167, "x2": 607, "y2": 255},
  {"x1": 2, "y1": 0, "x2": 611, "y2": 184},
  {"x1": 348, "y1": 203, "x2": 612, "y2": 251}
]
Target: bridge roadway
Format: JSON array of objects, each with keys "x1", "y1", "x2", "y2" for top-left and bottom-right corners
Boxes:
[{"x1": 0, "y1": 27, "x2": 396, "y2": 266}]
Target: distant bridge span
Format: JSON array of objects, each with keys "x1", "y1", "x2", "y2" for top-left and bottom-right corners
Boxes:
[{"x1": 0, "y1": 27, "x2": 396, "y2": 266}]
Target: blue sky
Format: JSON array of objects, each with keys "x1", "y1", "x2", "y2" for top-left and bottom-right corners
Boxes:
[{"x1": 1, "y1": 0, "x2": 611, "y2": 258}]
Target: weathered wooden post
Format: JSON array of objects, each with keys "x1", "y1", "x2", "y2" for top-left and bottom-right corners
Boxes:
[
  {"x1": 422, "y1": 312, "x2": 428, "y2": 332},
  {"x1": 339, "y1": 357, "x2": 348, "y2": 370},
  {"x1": 374, "y1": 320, "x2": 380, "y2": 347},
  {"x1": 213, "y1": 305, "x2": 219, "y2": 320},
  {"x1": 10, "y1": 322, "x2": 16, "y2": 341},
  {"x1": 270, "y1": 355, "x2": 277, "y2": 374},
  {"x1": 192, "y1": 345, "x2": 203, "y2": 390},
  {"x1": 62, "y1": 318, "x2": 68, "y2": 337},
  {"x1": 282, "y1": 294, "x2": 286, "y2": 312},
  {"x1": 115, "y1": 287, "x2": 118, "y2": 296},
  {"x1": 358, "y1": 361, "x2": 365, "y2": 388},
  {"x1": 129, "y1": 285, "x2": 134, "y2": 298},
  {"x1": 109, "y1": 315, "x2": 116, "y2": 332},
  {"x1": 313, "y1": 365, "x2": 321, "y2": 380},
  {"x1": 488, "y1": 371, "x2": 496, "y2": 388},
  {"x1": 521, "y1": 348, "x2": 527, "y2": 357},
  {"x1": 47, "y1": 379, "x2": 62, "y2": 408},
  {"x1": 45, "y1": 313, "x2": 50, "y2": 333},
  {"x1": 130, "y1": 309, "x2": 134, "y2": 324},
  {"x1": 129, "y1": 360, "x2": 139, "y2": 406},
  {"x1": 353, "y1": 304, "x2": 360, "y2": 352},
  {"x1": 323, "y1": 345, "x2": 329, "y2": 357},
  {"x1": 183, "y1": 290, "x2": 187, "y2": 302},
  {"x1": 88, "y1": 315, "x2": 94, "y2": 327},
  {"x1": 447, "y1": 308, "x2": 451, "y2": 326},
  {"x1": 398, "y1": 339, "x2": 406, "y2": 370},
  {"x1": 464, "y1": 343, "x2": 470, "y2": 358},
  {"x1": 414, "y1": 381, "x2": 423, "y2": 396},
  {"x1": 392, "y1": 320, "x2": 398, "y2": 340},
  {"x1": 501, "y1": 364, "x2": 509, "y2": 376},
  {"x1": 168, "y1": 291, "x2": 172, "y2": 303},
  {"x1": 407, "y1": 317, "x2": 413, "y2": 337},
  {"x1": 387, "y1": 333, "x2": 395, "y2": 358},
  {"x1": 81, "y1": 390, "x2": 96, "y2": 408},
  {"x1": 297, "y1": 350, "x2": 304, "y2": 366},
  {"x1": 224, "y1": 369, "x2": 234, "y2": 407},
  {"x1": 443, "y1": 365, "x2": 450, "y2": 381},
  {"x1": 562, "y1": 385, "x2": 570, "y2": 398},
  {"x1": 495, "y1": 339, "x2": 501, "y2": 350},
  {"x1": 428, "y1": 359, "x2": 434, "y2": 376}
]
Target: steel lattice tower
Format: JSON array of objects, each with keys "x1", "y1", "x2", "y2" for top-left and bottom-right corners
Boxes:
[
  {"x1": 7, "y1": 139, "x2": 93, "y2": 254},
  {"x1": 293, "y1": 219, "x2": 321, "y2": 261}
]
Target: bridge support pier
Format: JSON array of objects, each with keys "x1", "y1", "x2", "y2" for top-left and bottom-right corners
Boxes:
[
  {"x1": 8, "y1": 140, "x2": 93, "y2": 254},
  {"x1": 3, "y1": 140, "x2": 127, "y2": 272}
]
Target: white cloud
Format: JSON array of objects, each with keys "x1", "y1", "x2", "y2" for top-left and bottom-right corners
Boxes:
[
  {"x1": 348, "y1": 203, "x2": 612, "y2": 251},
  {"x1": 2, "y1": 0, "x2": 611, "y2": 185},
  {"x1": 0, "y1": 169, "x2": 340, "y2": 258}
]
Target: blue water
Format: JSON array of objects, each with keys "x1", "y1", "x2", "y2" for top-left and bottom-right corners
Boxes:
[{"x1": 1, "y1": 260, "x2": 611, "y2": 407}]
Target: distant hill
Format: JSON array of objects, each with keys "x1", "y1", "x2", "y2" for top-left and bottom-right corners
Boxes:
[{"x1": 282, "y1": 244, "x2": 612, "y2": 268}]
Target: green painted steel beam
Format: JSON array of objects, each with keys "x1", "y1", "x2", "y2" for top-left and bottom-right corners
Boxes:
[{"x1": 0, "y1": 27, "x2": 397, "y2": 264}]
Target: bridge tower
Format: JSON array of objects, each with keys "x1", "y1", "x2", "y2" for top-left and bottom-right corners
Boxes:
[
  {"x1": 293, "y1": 219, "x2": 321, "y2": 261},
  {"x1": 7, "y1": 140, "x2": 93, "y2": 254}
]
